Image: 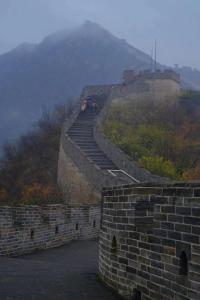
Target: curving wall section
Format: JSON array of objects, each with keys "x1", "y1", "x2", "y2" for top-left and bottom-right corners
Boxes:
[
  {"x1": 99, "y1": 182, "x2": 200, "y2": 300},
  {"x1": 58, "y1": 81, "x2": 169, "y2": 206}
]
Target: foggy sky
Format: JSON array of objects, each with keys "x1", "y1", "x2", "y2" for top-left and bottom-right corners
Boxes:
[{"x1": 0, "y1": 0, "x2": 199, "y2": 69}]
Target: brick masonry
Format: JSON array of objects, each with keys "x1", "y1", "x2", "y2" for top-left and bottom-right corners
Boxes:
[
  {"x1": 0, "y1": 204, "x2": 100, "y2": 256},
  {"x1": 99, "y1": 183, "x2": 200, "y2": 300}
]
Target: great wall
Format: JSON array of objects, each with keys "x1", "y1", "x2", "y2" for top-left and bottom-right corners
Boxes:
[
  {"x1": 0, "y1": 69, "x2": 199, "y2": 300},
  {"x1": 57, "y1": 69, "x2": 180, "y2": 205}
]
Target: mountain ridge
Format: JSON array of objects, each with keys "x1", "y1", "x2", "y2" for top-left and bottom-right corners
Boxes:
[{"x1": 0, "y1": 21, "x2": 200, "y2": 151}]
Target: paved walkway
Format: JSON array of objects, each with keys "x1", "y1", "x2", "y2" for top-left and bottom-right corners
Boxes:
[{"x1": 0, "y1": 240, "x2": 120, "y2": 300}]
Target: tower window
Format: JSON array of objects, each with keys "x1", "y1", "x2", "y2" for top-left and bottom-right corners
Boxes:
[
  {"x1": 132, "y1": 289, "x2": 141, "y2": 300},
  {"x1": 179, "y1": 251, "x2": 188, "y2": 276},
  {"x1": 93, "y1": 220, "x2": 96, "y2": 228},
  {"x1": 111, "y1": 236, "x2": 117, "y2": 254},
  {"x1": 55, "y1": 225, "x2": 59, "y2": 234},
  {"x1": 30, "y1": 229, "x2": 34, "y2": 240},
  {"x1": 76, "y1": 223, "x2": 79, "y2": 230}
]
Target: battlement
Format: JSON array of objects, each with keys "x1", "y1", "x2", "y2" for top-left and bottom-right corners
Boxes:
[
  {"x1": 123, "y1": 69, "x2": 180, "y2": 85},
  {"x1": 0, "y1": 204, "x2": 100, "y2": 256}
]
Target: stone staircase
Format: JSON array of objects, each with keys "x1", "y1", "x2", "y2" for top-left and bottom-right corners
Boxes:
[
  {"x1": 64, "y1": 94, "x2": 142, "y2": 187},
  {"x1": 67, "y1": 109, "x2": 118, "y2": 171},
  {"x1": 59, "y1": 88, "x2": 167, "y2": 201}
]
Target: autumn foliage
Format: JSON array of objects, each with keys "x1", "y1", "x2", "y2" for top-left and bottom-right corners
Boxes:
[
  {"x1": 0, "y1": 102, "x2": 74, "y2": 205},
  {"x1": 103, "y1": 91, "x2": 200, "y2": 180}
]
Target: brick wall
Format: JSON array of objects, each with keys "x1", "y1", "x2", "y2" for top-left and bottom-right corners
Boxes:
[
  {"x1": 99, "y1": 183, "x2": 200, "y2": 300},
  {"x1": 0, "y1": 204, "x2": 100, "y2": 256}
]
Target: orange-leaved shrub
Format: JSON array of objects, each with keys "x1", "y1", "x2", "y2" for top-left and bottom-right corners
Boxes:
[
  {"x1": 0, "y1": 101, "x2": 75, "y2": 205},
  {"x1": 20, "y1": 182, "x2": 62, "y2": 205}
]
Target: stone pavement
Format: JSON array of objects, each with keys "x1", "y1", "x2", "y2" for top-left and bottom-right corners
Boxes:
[{"x1": 0, "y1": 240, "x2": 120, "y2": 300}]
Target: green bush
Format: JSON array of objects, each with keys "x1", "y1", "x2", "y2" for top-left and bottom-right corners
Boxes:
[
  {"x1": 103, "y1": 91, "x2": 200, "y2": 180},
  {"x1": 139, "y1": 156, "x2": 178, "y2": 179}
]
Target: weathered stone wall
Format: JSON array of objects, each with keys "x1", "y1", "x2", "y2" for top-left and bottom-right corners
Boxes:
[
  {"x1": 58, "y1": 144, "x2": 101, "y2": 205},
  {"x1": 58, "y1": 87, "x2": 131, "y2": 205},
  {"x1": 138, "y1": 69, "x2": 180, "y2": 84},
  {"x1": 146, "y1": 79, "x2": 180, "y2": 99},
  {"x1": 58, "y1": 72, "x2": 180, "y2": 204},
  {"x1": 0, "y1": 204, "x2": 100, "y2": 256},
  {"x1": 99, "y1": 183, "x2": 200, "y2": 300}
]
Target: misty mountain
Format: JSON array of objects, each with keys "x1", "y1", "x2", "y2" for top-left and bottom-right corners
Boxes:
[
  {"x1": 175, "y1": 65, "x2": 200, "y2": 90},
  {"x1": 0, "y1": 21, "x2": 200, "y2": 151}
]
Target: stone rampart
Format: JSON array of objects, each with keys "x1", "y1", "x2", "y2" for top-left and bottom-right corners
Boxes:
[
  {"x1": 58, "y1": 70, "x2": 180, "y2": 204},
  {"x1": 139, "y1": 69, "x2": 180, "y2": 84},
  {"x1": 99, "y1": 182, "x2": 200, "y2": 300},
  {"x1": 0, "y1": 204, "x2": 100, "y2": 256},
  {"x1": 58, "y1": 87, "x2": 132, "y2": 205},
  {"x1": 58, "y1": 144, "x2": 101, "y2": 205}
]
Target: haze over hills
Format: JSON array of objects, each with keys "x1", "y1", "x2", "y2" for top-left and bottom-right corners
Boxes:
[{"x1": 0, "y1": 21, "x2": 200, "y2": 151}]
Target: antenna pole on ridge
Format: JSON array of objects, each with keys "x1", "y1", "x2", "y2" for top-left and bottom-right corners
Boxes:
[
  {"x1": 154, "y1": 39, "x2": 157, "y2": 72},
  {"x1": 150, "y1": 47, "x2": 153, "y2": 72}
]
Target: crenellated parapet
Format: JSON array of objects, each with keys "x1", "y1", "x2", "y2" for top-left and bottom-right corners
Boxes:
[
  {"x1": 122, "y1": 69, "x2": 181, "y2": 98},
  {"x1": 0, "y1": 204, "x2": 100, "y2": 256},
  {"x1": 139, "y1": 69, "x2": 180, "y2": 83},
  {"x1": 123, "y1": 69, "x2": 180, "y2": 85}
]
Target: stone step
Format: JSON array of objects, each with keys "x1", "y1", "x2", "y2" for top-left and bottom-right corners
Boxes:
[
  {"x1": 70, "y1": 139, "x2": 95, "y2": 143},
  {"x1": 73, "y1": 118, "x2": 94, "y2": 121},
  {"x1": 69, "y1": 126, "x2": 93, "y2": 130},
  {"x1": 91, "y1": 159, "x2": 114, "y2": 164},
  {"x1": 87, "y1": 153, "x2": 107, "y2": 157},
  {"x1": 69, "y1": 133, "x2": 92, "y2": 135},
  {"x1": 68, "y1": 131, "x2": 93, "y2": 136},
  {"x1": 69, "y1": 126, "x2": 93, "y2": 131},
  {"x1": 78, "y1": 146, "x2": 99, "y2": 150},
  {"x1": 68, "y1": 131, "x2": 94, "y2": 135},
  {"x1": 70, "y1": 127, "x2": 93, "y2": 130},
  {"x1": 74, "y1": 140, "x2": 96, "y2": 143},
  {"x1": 84, "y1": 151, "x2": 105, "y2": 155},
  {"x1": 77, "y1": 144, "x2": 98, "y2": 148}
]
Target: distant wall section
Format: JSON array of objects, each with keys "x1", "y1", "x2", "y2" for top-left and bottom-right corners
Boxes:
[
  {"x1": 146, "y1": 78, "x2": 180, "y2": 99},
  {"x1": 0, "y1": 204, "x2": 100, "y2": 256}
]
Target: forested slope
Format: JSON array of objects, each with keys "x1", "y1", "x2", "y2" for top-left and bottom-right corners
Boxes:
[{"x1": 103, "y1": 91, "x2": 200, "y2": 180}]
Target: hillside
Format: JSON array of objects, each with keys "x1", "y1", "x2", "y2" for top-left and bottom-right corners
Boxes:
[
  {"x1": 175, "y1": 65, "x2": 200, "y2": 90},
  {"x1": 1, "y1": 21, "x2": 200, "y2": 151},
  {"x1": 103, "y1": 91, "x2": 200, "y2": 180},
  {"x1": 0, "y1": 103, "x2": 74, "y2": 205},
  {"x1": 0, "y1": 21, "x2": 152, "y2": 150}
]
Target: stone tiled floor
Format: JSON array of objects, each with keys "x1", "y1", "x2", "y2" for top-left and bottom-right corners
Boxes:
[{"x1": 0, "y1": 240, "x2": 120, "y2": 300}]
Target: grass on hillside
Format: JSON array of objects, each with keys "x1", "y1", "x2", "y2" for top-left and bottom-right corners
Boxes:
[{"x1": 103, "y1": 91, "x2": 200, "y2": 180}]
